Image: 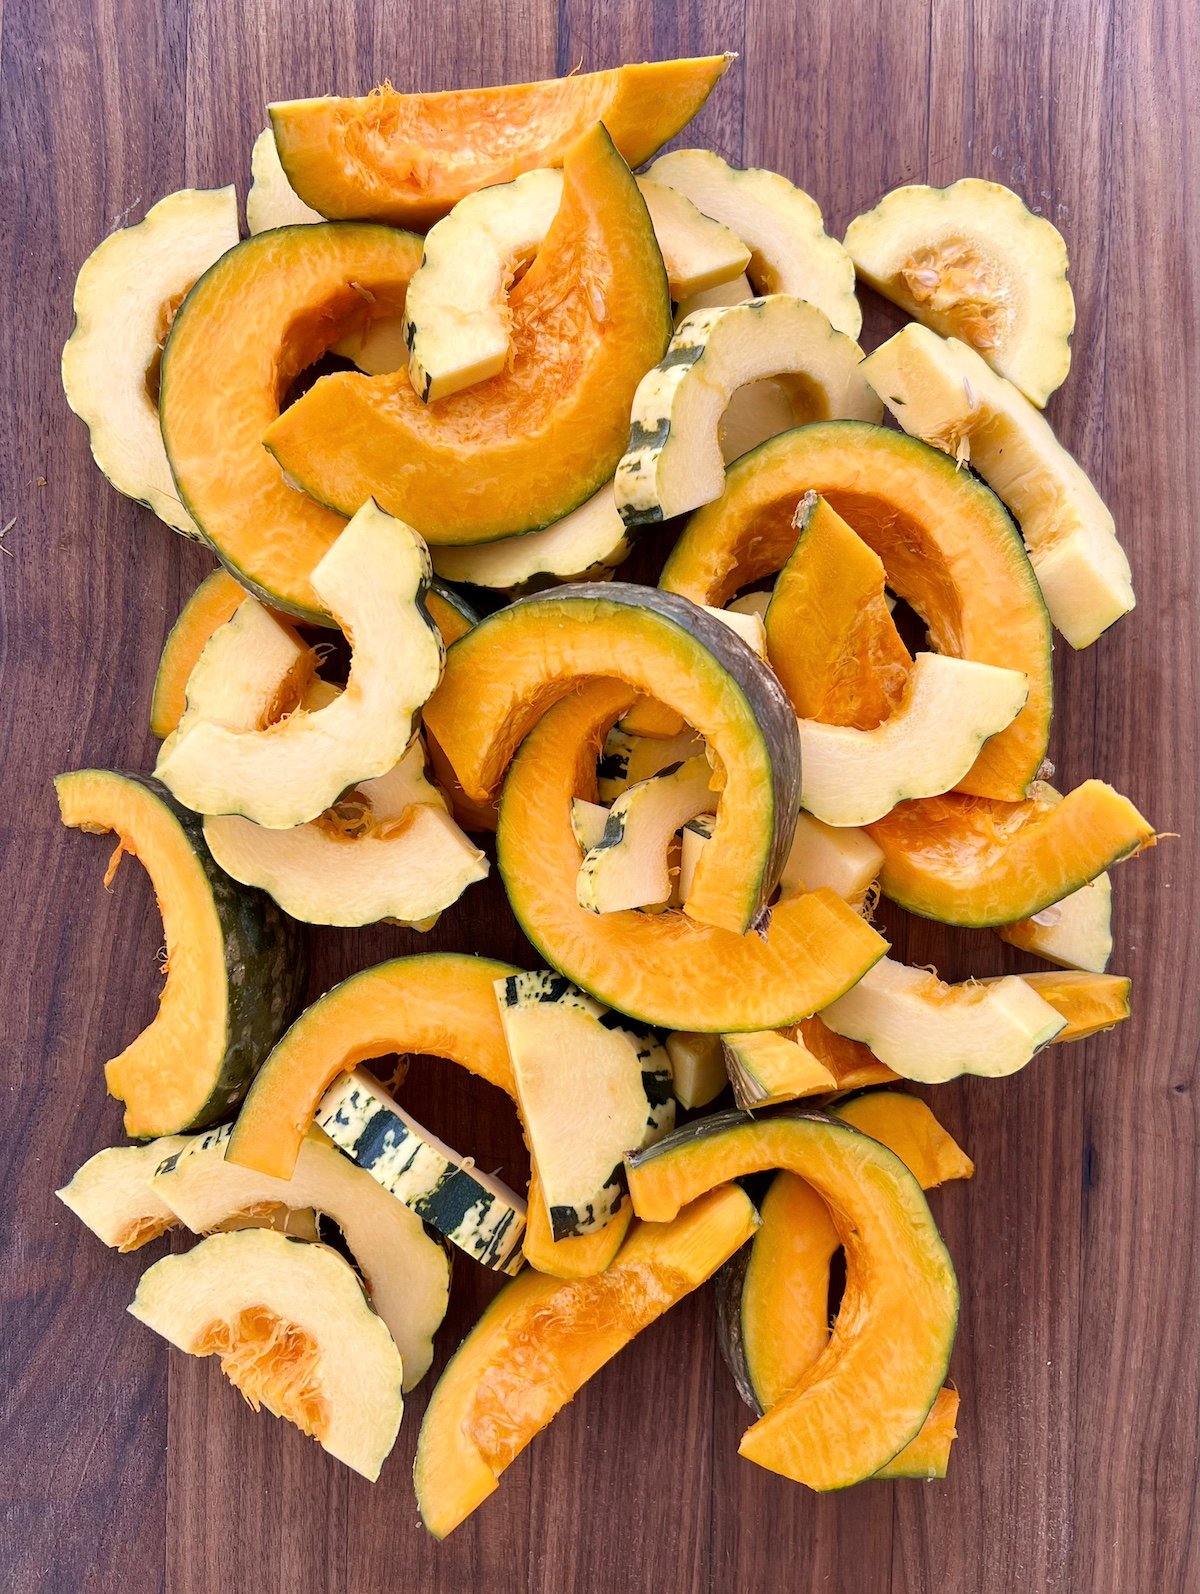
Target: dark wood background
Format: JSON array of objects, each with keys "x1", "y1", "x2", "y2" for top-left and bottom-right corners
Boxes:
[{"x1": 2, "y1": 1, "x2": 1196, "y2": 1590}]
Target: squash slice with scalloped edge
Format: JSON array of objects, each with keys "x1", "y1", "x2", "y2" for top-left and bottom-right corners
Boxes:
[
  {"x1": 56, "y1": 1137, "x2": 190, "y2": 1251},
  {"x1": 432, "y1": 482, "x2": 632, "y2": 595},
  {"x1": 577, "y1": 754, "x2": 716, "y2": 913}
]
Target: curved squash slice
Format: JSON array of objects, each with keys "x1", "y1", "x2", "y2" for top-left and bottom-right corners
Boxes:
[
  {"x1": 56, "y1": 1137, "x2": 189, "y2": 1251},
  {"x1": 863, "y1": 325, "x2": 1133, "y2": 648},
  {"x1": 877, "y1": 1389, "x2": 962, "y2": 1480},
  {"x1": 62, "y1": 186, "x2": 240, "y2": 539},
  {"x1": 56, "y1": 771, "x2": 305, "y2": 1137},
  {"x1": 661, "y1": 421, "x2": 1052, "y2": 800},
  {"x1": 432, "y1": 483, "x2": 631, "y2": 596},
  {"x1": 868, "y1": 781, "x2": 1155, "y2": 926},
  {"x1": 269, "y1": 57, "x2": 734, "y2": 226},
  {"x1": 150, "y1": 568, "x2": 250, "y2": 739},
  {"x1": 798, "y1": 653, "x2": 1029, "y2": 827},
  {"x1": 665, "y1": 1032, "x2": 728, "y2": 1110},
  {"x1": 523, "y1": 1166, "x2": 632, "y2": 1279},
  {"x1": 597, "y1": 724, "x2": 706, "y2": 803},
  {"x1": 998, "y1": 971, "x2": 1131, "y2": 1043},
  {"x1": 414, "y1": 1183, "x2": 758, "y2": 1537},
  {"x1": 626, "y1": 1108, "x2": 959, "y2": 1488},
  {"x1": 264, "y1": 125, "x2": 672, "y2": 547},
  {"x1": 780, "y1": 814, "x2": 883, "y2": 908},
  {"x1": 496, "y1": 681, "x2": 886, "y2": 1030},
  {"x1": 615, "y1": 295, "x2": 879, "y2": 528},
  {"x1": 159, "y1": 222, "x2": 422, "y2": 620},
  {"x1": 151, "y1": 1123, "x2": 449, "y2": 1389},
  {"x1": 999, "y1": 872, "x2": 1113, "y2": 972},
  {"x1": 577, "y1": 755, "x2": 716, "y2": 913},
  {"x1": 423, "y1": 584, "x2": 799, "y2": 935},
  {"x1": 721, "y1": 1030, "x2": 836, "y2": 1109},
  {"x1": 799, "y1": 1016, "x2": 897, "y2": 1090},
  {"x1": 156, "y1": 502, "x2": 443, "y2": 828},
  {"x1": 818, "y1": 957, "x2": 1066, "y2": 1084},
  {"x1": 647, "y1": 149, "x2": 861, "y2": 338},
  {"x1": 844, "y1": 178, "x2": 1074, "y2": 406},
  {"x1": 129, "y1": 1228, "x2": 403, "y2": 1480}
]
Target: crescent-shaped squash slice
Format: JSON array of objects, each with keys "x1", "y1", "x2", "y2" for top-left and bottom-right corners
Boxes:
[
  {"x1": 423, "y1": 584, "x2": 799, "y2": 934},
  {"x1": 56, "y1": 1137, "x2": 189, "y2": 1251},
  {"x1": 159, "y1": 220, "x2": 422, "y2": 620},
  {"x1": 626, "y1": 1108, "x2": 959, "y2": 1488},
  {"x1": 55, "y1": 770, "x2": 305, "y2": 1137},
  {"x1": 268, "y1": 56, "x2": 734, "y2": 227},
  {"x1": 150, "y1": 568, "x2": 251, "y2": 739},
  {"x1": 660, "y1": 420, "x2": 1052, "y2": 800},
  {"x1": 577, "y1": 754, "x2": 717, "y2": 914},
  {"x1": 867, "y1": 782, "x2": 1156, "y2": 926},
  {"x1": 263, "y1": 125, "x2": 672, "y2": 547},
  {"x1": 414, "y1": 1183, "x2": 759, "y2": 1538},
  {"x1": 432, "y1": 482, "x2": 632, "y2": 596},
  {"x1": 495, "y1": 680, "x2": 886, "y2": 1030}
]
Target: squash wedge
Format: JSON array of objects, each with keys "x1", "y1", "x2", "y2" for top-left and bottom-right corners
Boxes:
[
  {"x1": 998, "y1": 872, "x2": 1113, "y2": 972},
  {"x1": 998, "y1": 971, "x2": 1132, "y2": 1043}
]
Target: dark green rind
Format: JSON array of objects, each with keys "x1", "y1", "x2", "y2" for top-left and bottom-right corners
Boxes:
[
  {"x1": 713, "y1": 1243, "x2": 763, "y2": 1414},
  {"x1": 426, "y1": 578, "x2": 481, "y2": 630}
]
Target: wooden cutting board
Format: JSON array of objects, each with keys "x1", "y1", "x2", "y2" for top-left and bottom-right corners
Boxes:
[{"x1": 2, "y1": 1, "x2": 1196, "y2": 1590}]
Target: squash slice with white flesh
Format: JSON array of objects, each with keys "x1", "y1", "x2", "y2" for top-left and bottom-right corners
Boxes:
[
  {"x1": 496, "y1": 681, "x2": 886, "y2": 1031},
  {"x1": 522, "y1": 1166, "x2": 632, "y2": 1279},
  {"x1": 678, "y1": 813, "x2": 715, "y2": 901},
  {"x1": 780, "y1": 814, "x2": 883, "y2": 908},
  {"x1": 433, "y1": 483, "x2": 632, "y2": 596},
  {"x1": 62, "y1": 186, "x2": 239, "y2": 539},
  {"x1": 678, "y1": 276, "x2": 799, "y2": 463},
  {"x1": 414, "y1": 1183, "x2": 758, "y2": 1538},
  {"x1": 615, "y1": 295, "x2": 880, "y2": 528},
  {"x1": 721, "y1": 1030, "x2": 836, "y2": 1110},
  {"x1": 169, "y1": 598, "x2": 316, "y2": 739},
  {"x1": 264, "y1": 125, "x2": 672, "y2": 548},
  {"x1": 665, "y1": 1032, "x2": 728, "y2": 1110},
  {"x1": 270, "y1": 56, "x2": 734, "y2": 227},
  {"x1": 151, "y1": 1123, "x2": 449, "y2": 1389},
  {"x1": 577, "y1": 755, "x2": 716, "y2": 913},
  {"x1": 819, "y1": 957, "x2": 1066, "y2": 1084},
  {"x1": 862, "y1": 325, "x2": 1133, "y2": 648},
  {"x1": 844, "y1": 178, "x2": 1074, "y2": 407},
  {"x1": 423, "y1": 584, "x2": 800, "y2": 936},
  {"x1": 999, "y1": 971, "x2": 1132, "y2": 1043},
  {"x1": 647, "y1": 149, "x2": 861, "y2": 338},
  {"x1": 798, "y1": 653, "x2": 1029, "y2": 827},
  {"x1": 56, "y1": 771, "x2": 305, "y2": 1137},
  {"x1": 56, "y1": 1138, "x2": 189, "y2": 1251},
  {"x1": 596, "y1": 724, "x2": 706, "y2": 803},
  {"x1": 156, "y1": 502, "x2": 444, "y2": 828},
  {"x1": 495, "y1": 972, "x2": 674, "y2": 1240},
  {"x1": 999, "y1": 873, "x2": 1113, "y2": 972},
  {"x1": 150, "y1": 568, "x2": 250, "y2": 739},
  {"x1": 129, "y1": 1229, "x2": 404, "y2": 1480},
  {"x1": 318, "y1": 1070, "x2": 527, "y2": 1274},
  {"x1": 625, "y1": 1109, "x2": 959, "y2": 1488}
]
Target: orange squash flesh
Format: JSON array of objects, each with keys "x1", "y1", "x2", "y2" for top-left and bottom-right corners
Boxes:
[
  {"x1": 799, "y1": 1015, "x2": 898, "y2": 1089},
  {"x1": 868, "y1": 782, "x2": 1156, "y2": 927},
  {"x1": 496, "y1": 681, "x2": 886, "y2": 1031},
  {"x1": 879, "y1": 1388, "x2": 960, "y2": 1478},
  {"x1": 159, "y1": 223, "x2": 422, "y2": 621},
  {"x1": 270, "y1": 56, "x2": 734, "y2": 227},
  {"x1": 414, "y1": 1184, "x2": 758, "y2": 1538},
  {"x1": 1003, "y1": 971, "x2": 1132, "y2": 1042},
  {"x1": 626, "y1": 1109, "x2": 959, "y2": 1488},
  {"x1": 264, "y1": 125, "x2": 672, "y2": 547},
  {"x1": 523, "y1": 1166, "x2": 632, "y2": 1278},
  {"x1": 659, "y1": 421, "x2": 1053, "y2": 800},
  {"x1": 150, "y1": 569, "x2": 249, "y2": 739}
]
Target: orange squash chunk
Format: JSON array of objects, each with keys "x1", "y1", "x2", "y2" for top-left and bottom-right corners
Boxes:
[{"x1": 269, "y1": 56, "x2": 734, "y2": 226}]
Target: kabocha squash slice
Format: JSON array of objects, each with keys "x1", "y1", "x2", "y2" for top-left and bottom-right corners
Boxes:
[
  {"x1": 264, "y1": 125, "x2": 672, "y2": 547},
  {"x1": 158, "y1": 220, "x2": 422, "y2": 621},
  {"x1": 868, "y1": 782, "x2": 1155, "y2": 927},
  {"x1": 614, "y1": 295, "x2": 880, "y2": 528},
  {"x1": 862, "y1": 325, "x2": 1133, "y2": 648},
  {"x1": 496, "y1": 682, "x2": 886, "y2": 1031},
  {"x1": 156, "y1": 502, "x2": 443, "y2": 828},
  {"x1": 423, "y1": 584, "x2": 800, "y2": 935},
  {"x1": 996, "y1": 972, "x2": 1132, "y2": 1043},
  {"x1": 665, "y1": 1032, "x2": 728, "y2": 1110},
  {"x1": 62, "y1": 186, "x2": 240, "y2": 539},
  {"x1": 577, "y1": 755, "x2": 717, "y2": 914},
  {"x1": 55, "y1": 771, "x2": 305, "y2": 1138},
  {"x1": 432, "y1": 483, "x2": 632, "y2": 596},
  {"x1": 844, "y1": 179, "x2": 1074, "y2": 407},
  {"x1": 414, "y1": 1183, "x2": 759, "y2": 1538},
  {"x1": 56, "y1": 1137, "x2": 189, "y2": 1251},
  {"x1": 721, "y1": 1030, "x2": 836, "y2": 1110},
  {"x1": 151, "y1": 1123, "x2": 449, "y2": 1388},
  {"x1": 269, "y1": 56, "x2": 734, "y2": 227},
  {"x1": 625, "y1": 1108, "x2": 959, "y2": 1488},
  {"x1": 659, "y1": 420, "x2": 1052, "y2": 800},
  {"x1": 129, "y1": 1229, "x2": 404, "y2": 1480},
  {"x1": 999, "y1": 872, "x2": 1113, "y2": 972},
  {"x1": 522, "y1": 1166, "x2": 632, "y2": 1279},
  {"x1": 150, "y1": 568, "x2": 250, "y2": 739}
]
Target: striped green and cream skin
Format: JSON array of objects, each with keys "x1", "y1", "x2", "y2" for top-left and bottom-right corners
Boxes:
[
  {"x1": 577, "y1": 755, "x2": 716, "y2": 914},
  {"x1": 318, "y1": 1070, "x2": 526, "y2": 1274}
]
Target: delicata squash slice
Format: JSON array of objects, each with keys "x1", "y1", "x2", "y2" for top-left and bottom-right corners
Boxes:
[
  {"x1": 264, "y1": 125, "x2": 673, "y2": 547},
  {"x1": 268, "y1": 56, "x2": 735, "y2": 227}
]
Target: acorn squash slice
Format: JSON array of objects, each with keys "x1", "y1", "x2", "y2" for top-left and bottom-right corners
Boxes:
[
  {"x1": 414, "y1": 1183, "x2": 758, "y2": 1538},
  {"x1": 56, "y1": 1137, "x2": 189, "y2": 1251},
  {"x1": 423, "y1": 584, "x2": 800, "y2": 935},
  {"x1": 577, "y1": 755, "x2": 716, "y2": 913},
  {"x1": 62, "y1": 186, "x2": 240, "y2": 540},
  {"x1": 780, "y1": 814, "x2": 883, "y2": 909},
  {"x1": 55, "y1": 771, "x2": 305, "y2": 1137},
  {"x1": 844, "y1": 178, "x2": 1074, "y2": 407},
  {"x1": 264, "y1": 125, "x2": 672, "y2": 547},
  {"x1": 269, "y1": 56, "x2": 734, "y2": 227},
  {"x1": 721, "y1": 1030, "x2": 836, "y2": 1110},
  {"x1": 995, "y1": 971, "x2": 1131, "y2": 1043},
  {"x1": 432, "y1": 483, "x2": 632, "y2": 596},
  {"x1": 129, "y1": 1228, "x2": 404, "y2": 1480},
  {"x1": 665, "y1": 1032, "x2": 728, "y2": 1110},
  {"x1": 522, "y1": 1166, "x2": 632, "y2": 1279},
  {"x1": 150, "y1": 1123, "x2": 449, "y2": 1389},
  {"x1": 999, "y1": 873, "x2": 1113, "y2": 972},
  {"x1": 156, "y1": 501, "x2": 444, "y2": 828},
  {"x1": 646, "y1": 149, "x2": 861, "y2": 338},
  {"x1": 150, "y1": 568, "x2": 250, "y2": 739},
  {"x1": 496, "y1": 680, "x2": 886, "y2": 1030},
  {"x1": 862, "y1": 324, "x2": 1133, "y2": 648},
  {"x1": 661, "y1": 420, "x2": 1052, "y2": 800},
  {"x1": 868, "y1": 781, "x2": 1155, "y2": 927},
  {"x1": 159, "y1": 222, "x2": 422, "y2": 621},
  {"x1": 615, "y1": 295, "x2": 880, "y2": 528},
  {"x1": 625, "y1": 1108, "x2": 959, "y2": 1488}
]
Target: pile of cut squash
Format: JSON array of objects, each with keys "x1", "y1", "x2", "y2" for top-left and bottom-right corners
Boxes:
[{"x1": 55, "y1": 54, "x2": 1157, "y2": 1531}]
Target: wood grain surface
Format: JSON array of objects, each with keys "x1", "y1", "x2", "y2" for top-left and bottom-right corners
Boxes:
[{"x1": 1, "y1": 2, "x2": 1196, "y2": 1591}]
